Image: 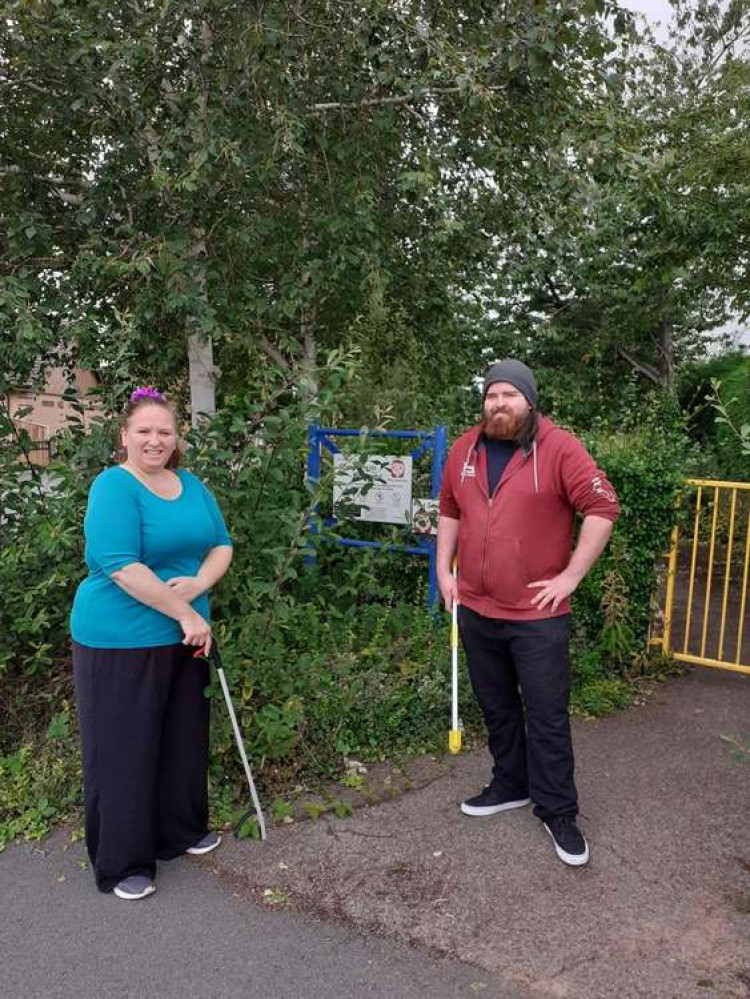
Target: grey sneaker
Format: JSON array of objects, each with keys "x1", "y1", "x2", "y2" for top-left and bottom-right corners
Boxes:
[
  {"x1": 186, "y1": 831, "x2": 222, "y2": 855},
  {"x1": 113, "y1": 875, "x2": 156, "y2": 900}
]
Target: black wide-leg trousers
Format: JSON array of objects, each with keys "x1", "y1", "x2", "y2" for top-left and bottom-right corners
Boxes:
[
  {"x1": 72, "y1": 642, "x2": 210, "y2": 893},
  {"x1": 458, "y1": 607, "x2": 578, "y2": 820}
]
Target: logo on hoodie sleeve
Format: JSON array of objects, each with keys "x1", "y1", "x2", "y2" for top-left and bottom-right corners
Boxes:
[{"x1": 591, "y1": 474, "x2": 616, "y2": 504}]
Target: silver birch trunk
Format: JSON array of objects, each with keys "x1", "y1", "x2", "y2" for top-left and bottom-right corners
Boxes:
[{"x1": 188, "y1": 331, "x2": 216, "y2": 427}]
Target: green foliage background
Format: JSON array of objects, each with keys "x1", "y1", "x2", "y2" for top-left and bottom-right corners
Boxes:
[
  {"x1": 1, "y1": 361, "x2": 694, "y2": 846},
  {"x1": 1, "y1": 0, "x2": 748, "y2": 844},
  {"x1": 679, "y1": 353, "x2": 750, "y2": 480}
]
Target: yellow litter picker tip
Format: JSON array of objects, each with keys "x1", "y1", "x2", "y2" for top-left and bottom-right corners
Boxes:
[{"x1": 448, "y1": 558, "x2": 461, "y2": 754}]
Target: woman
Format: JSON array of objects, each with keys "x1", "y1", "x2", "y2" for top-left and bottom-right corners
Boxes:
[{"x1": 70, "y1": 386, "x2": 233, "y2": 901}]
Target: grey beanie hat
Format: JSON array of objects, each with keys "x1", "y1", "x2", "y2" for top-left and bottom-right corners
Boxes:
[{"x1": 482, "y1": 359, "x2": 538, "y2": 408}]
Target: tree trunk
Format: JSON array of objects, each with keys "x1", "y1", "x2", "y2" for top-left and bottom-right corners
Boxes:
[
  {"x1": 301, "y1": 302, "x2": 319, "y2": 411},
  {"x1": 187, "y1": 20, "x2": 216, "y2": 426},
  {"x1": 187, "y1": 332, "x2": 215, "y2": 426},
  {"x1": 657, "y1": 317, "x2": 675, "y2": 391},
  {"x1": 299, "y1": 188, "x2": 319, "y2": 411}
]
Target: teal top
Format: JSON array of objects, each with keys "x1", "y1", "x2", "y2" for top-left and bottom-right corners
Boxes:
[{"x1": 70, "y1": 466, "x2": 232, "y2": 649}]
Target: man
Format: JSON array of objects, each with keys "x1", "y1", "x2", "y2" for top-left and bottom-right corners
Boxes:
[{"x1": 437, "y1": 359, "x2": 618, "y2": 866}]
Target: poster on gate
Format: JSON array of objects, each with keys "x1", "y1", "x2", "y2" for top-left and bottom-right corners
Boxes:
[
  {"x1": 333, "y1": 454, "x2": 413, "y2": 525},
  {"x1": 411, "y1": 498, "x2": 439, "y2": 535}
]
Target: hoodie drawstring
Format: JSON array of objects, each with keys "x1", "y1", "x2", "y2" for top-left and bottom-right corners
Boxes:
[
  {"x1": 460, "y1": 438, "x2": 539, "y2": 492},
  {"x1": 460, "y1": 443, "x2": 475, "y2": 485}
]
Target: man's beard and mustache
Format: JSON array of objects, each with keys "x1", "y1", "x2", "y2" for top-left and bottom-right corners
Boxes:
[{"x1": 482, "y1": 407, "x2": 536, "y2": 445}]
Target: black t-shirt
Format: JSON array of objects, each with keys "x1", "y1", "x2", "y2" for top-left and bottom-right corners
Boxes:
[{"x1": 485, "y1": 437, "x2": 517, "y2": 497}]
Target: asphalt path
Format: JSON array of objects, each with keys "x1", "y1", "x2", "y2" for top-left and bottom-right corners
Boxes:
[
  {"x1": 4, "y1": 667, "x2": 748, "y2": 998},
  {"x1": 1, "y1": 827, "x2": 530, "y2": 999}
]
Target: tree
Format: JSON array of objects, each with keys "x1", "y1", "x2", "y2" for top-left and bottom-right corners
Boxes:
[
  {"x1": 475, "y1": 0, "x2": 749, "y2": 417},
  {"x1": 1, "y1": 0, "x2": 630, "y2": 427}
]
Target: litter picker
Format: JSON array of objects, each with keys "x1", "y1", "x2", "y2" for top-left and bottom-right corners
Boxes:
[
  {"x1": 207, "y1": 643, "x2": 267, "y2": 841},
  {"x1": 448, "y1": 557, "x2": 462, "y2": 754}
]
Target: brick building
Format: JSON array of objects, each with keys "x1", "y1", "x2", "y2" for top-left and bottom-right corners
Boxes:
[{"x1": 5, "y1": 367, "x2": 100, "y2": 464}]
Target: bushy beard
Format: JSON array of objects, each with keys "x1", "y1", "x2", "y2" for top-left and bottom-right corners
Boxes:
[
  {"x1": 482, "y1": 409, "x2": 523, "y2": 441},
  {"x1": 482, "y1": 408, "x2": 536, "y2": 445}
]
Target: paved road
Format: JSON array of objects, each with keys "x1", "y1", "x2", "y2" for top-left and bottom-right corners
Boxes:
[
  {"x1": 211, "y1": 667, "x2": 750, "y2": 999},
  {"x1": 1, "y1": 827, "x2": 529, "y2": 999},
  {"x1": 3, "y1": 667, "x2": 749, "y2": 999}
]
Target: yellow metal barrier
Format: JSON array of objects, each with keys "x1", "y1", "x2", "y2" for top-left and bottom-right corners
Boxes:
[{"x1": 654, "y1": 478, "x2": 750, "y2": 675}]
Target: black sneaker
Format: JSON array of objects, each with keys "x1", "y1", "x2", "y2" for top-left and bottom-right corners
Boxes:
[
  {"x1": 460, "y1": 783, "x2": 531, "y2": 817},
  {"x1": 544, "y1": 816, "x2": 589, "y2": 866}
]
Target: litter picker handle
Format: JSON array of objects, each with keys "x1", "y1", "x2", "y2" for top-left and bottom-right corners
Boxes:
[
  {"x1": 209, "y1": 645, "x2": 267, "y2": 841},
  {"x1": 448, "y1": 557, "x2": 462, "y2": 754}
]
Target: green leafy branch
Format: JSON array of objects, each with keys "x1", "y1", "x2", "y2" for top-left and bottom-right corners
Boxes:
[{"x1": 708, "y1": 378, "x2": 750, "y2": 460}]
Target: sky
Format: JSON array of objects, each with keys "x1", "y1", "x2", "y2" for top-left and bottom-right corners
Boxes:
[
  {"x1": 617, "y1": 0, "x2": 675, "y2": 41},
  {"x1": 618, "y1": 0, "x2": 674, "y2": 15}
]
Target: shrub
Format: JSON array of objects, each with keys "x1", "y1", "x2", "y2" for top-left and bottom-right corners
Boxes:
[
  {"x1": 0, "y1": 370, "x2": 692, "y2": 845},
  {"x1": 679, "y1": 353, "x2": 750, "y2": 479},
  {"x1": 573, "y1": 416, "x2": 690, "y2": 682},
  {"x1": 0, "y1": 717, "x2": 82, "y2": 849}
]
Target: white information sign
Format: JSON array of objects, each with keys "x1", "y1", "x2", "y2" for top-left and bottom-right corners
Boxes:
[{"x1": 333, "y1": 454, "x2": 413, "y2": 525}]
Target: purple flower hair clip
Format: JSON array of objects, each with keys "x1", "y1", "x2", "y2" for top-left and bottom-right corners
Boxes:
[{"x1": 130, "y1": 385, "x2": 165, "y2": 403}]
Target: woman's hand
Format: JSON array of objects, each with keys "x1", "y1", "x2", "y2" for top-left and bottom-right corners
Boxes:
[
  {"x1": 111, "y1": 563, "x2": 212, "y2": 653},
  {"x1": 179, "y1": 609, "x2": 212, "y2": 656},
  {"x1": 166, "y1": 576, "x2": 203, "y2": 602}
]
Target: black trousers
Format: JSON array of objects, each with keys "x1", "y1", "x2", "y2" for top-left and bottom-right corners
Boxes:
[
  {"x1": 72, "y1": 641, "x2": 210, "y2": 893},
  {"x1": 458, "y1": 607, "x2": 577, "y2": 820}
]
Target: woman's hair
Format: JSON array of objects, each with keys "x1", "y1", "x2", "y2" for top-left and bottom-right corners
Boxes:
[{"x1": 115, "y1": 386, "x2": 181, "y2": 468}]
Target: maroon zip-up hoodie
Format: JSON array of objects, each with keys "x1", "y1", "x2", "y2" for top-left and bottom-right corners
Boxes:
[{"x1": 439, "y1": 416, "x2": 619, "y2": 620}]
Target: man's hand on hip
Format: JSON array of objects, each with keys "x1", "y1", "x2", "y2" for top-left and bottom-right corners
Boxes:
[{"x1": 527, "y1": 571, "x2": 579, "y2": 613}]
